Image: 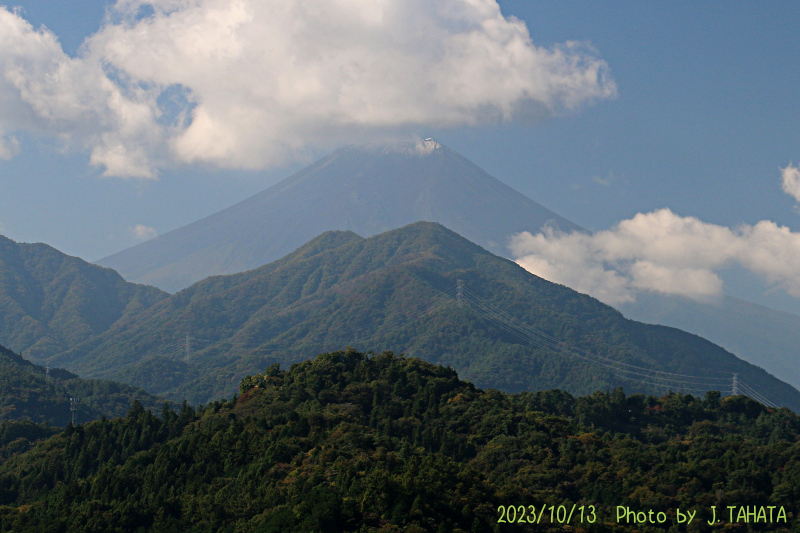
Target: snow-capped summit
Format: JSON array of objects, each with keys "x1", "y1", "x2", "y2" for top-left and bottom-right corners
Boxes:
[{"x1": 415, "y1": 138, "x2": 441, "y2": 154}]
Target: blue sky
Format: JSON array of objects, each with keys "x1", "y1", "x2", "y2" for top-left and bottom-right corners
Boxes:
[{"x1": 3, "y1": 1, "x2": 800, "y2": 314}]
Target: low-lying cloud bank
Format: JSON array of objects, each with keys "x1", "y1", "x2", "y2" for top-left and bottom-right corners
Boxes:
[
  {"x1": 511, "y1": 208, "x2": 800, "y2": 305},
  {"x1": 0, "y1": 0, "x2": 616, "y2": 178}
]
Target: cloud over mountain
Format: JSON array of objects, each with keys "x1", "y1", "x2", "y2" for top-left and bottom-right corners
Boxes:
[
  {"x1": 131, "y1": 224, "x2": 157, "y2": 241},
  {"x1": 511, "y1": 208, "x2": 800, "y2": 305},
  {"x1": 0, "y1": 0, "x2": 615, "y2": 177}
]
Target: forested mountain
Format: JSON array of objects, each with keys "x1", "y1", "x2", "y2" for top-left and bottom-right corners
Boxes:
[
  {"x1": 56, "y1": 222, "x2": 800, "y2": 410},
  {"x1": 621, "y1": 292, "x2": 800, "y2": 391},
  {"x1": 0, "y1": 342, "x2": 163, "y2": 427},
  {"x1": 0, "y1": 350, "x2": 798, "y2": 532},
  {"x1": 0, "y1": 235, "x2": 168, "y2": 363},
  {"x1": 97, "y1": 139, "x2": 582, "y2": 292},
  {"x1": 91, "y1": 139, "x2": 800, "y2": 405}
]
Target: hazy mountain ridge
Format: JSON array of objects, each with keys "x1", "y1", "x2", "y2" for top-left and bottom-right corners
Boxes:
[
  {"x1": 57, "y1": 223, "x2": 800, "y2": 410},
  {"x1": 0, "y1": 235, "x2": 169, "y2": 363},
  {"x1": 98, "y1": 140, "x2": 582, "y2": 292}
]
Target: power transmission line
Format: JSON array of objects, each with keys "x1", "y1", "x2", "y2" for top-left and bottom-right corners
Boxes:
[
  {"x1": 461, "y1": 286, "x2": 725, "y2": 384},
  {"x1": 111, "y1": 278, "x2": 782, "y2": 409},
  {"x1": 456, "y1": 281, "x2": 781, "y2": 406}
]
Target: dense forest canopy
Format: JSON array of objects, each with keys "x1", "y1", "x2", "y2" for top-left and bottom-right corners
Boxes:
[
  {"x1": 0, "y1": 234, "x2": 168, "y2": 362},
  {"x1": 0, "y1": 235, "x2": 170, "y2": 463},
  {"x1": 0, "y1": 342, "x2": 163, "y2": 436},
  {"x1": 1, "y1": 349, "x2": 797, "y2": 532}
]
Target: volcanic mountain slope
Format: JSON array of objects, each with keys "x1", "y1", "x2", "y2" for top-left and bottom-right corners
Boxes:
[
  {"x1": 58, "y1": 223, "x2": 800, "y2": 409},
  {"x1": 0, "y1": 235, "x2": 169, "y2": 363},
  {"x1": 97, "y1": 139, "x2": 582, "y2": 292}
]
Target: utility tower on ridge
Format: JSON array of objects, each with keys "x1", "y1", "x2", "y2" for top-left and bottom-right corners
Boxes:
[{"x1": 70, "y1": 397, "x2": 79, "y2": 425}]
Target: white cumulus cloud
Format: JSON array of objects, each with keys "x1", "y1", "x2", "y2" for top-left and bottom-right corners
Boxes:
[
  {"x1": 781, "y1": 164, "x2": 800, "y2": 203},
  {"x1": 510, "y1": 208, "x2": 800, "y2": 305},
  {"x1": 0, "y1": 0, "x2": 616, "y2": 177},
  {"x1": 131, "y1": 224, "x2": 158, "y2": 240},
  {"x1": 0, "y1": 8, "x2": 162, "y2": 177}
]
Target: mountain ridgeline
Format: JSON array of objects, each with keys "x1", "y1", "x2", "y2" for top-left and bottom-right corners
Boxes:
[
  {"x1": 1, "y1": 350, "x2": 798, "y2": 532},
  {"x1": 0, "y1": 342, "x2": 163, "y2": 427},
  {"x1": 621, "y1": 292, "x2": 800, "y2": 391},
  {"x1": 54, "y1": 222, "x2": 800, "y2": 410},
  {"x1": 92, "y1": 139, "x2": 800, "y2": 406},
  {"x1": 97, "y1": 139, "x2": 582, "y2": 292},
  {"x1": 0, "y1": 235, "x2": 168, "y2": 364},
  {"x1": 0, "y1": 340, "x2": 164, "y2": 465}
]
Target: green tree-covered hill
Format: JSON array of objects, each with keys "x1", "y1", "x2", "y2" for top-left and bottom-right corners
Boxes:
[
  {"x1": 0, "y1": 234, "x2": 169, "y2": 362},
  {"x1": 53, "y1": 223, "x2": 800, "y2": 409},
  {"x1": 0, "y1": 342, "x2": 163, "y2": 427},
  {"x1": 0, "y1": 350, "x2": 798, "y2": 532}
]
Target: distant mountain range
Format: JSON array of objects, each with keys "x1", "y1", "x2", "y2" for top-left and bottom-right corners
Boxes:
[
  {"x1": 54, "y1": 222, "x2": 800, "y2": 410},
  {"x1": 0, "y1": 234, "x2": 168, "y2": 363},
  {"x1": 2, "y1": 141, "x2": 798, "y2": 412},
  {"x1": 97, "y1": 139, "x2": 582, "y2": 293},
  {"x1": 94, "y1": 139, "x2": 800, "y2": 396}
]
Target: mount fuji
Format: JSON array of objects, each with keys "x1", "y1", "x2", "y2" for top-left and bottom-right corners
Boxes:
[{"x1": 97, "y1": 139, "x2": 581, "y2": 293}]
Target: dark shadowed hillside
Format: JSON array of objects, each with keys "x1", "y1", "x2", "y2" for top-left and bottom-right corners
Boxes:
[{"x1": 0, "y1": 342, "x2": 163, "y2": 427}]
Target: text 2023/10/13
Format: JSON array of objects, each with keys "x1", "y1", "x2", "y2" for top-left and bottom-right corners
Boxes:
[{"x1": 496, "y1": 504, "x2": 790, "y2": 526}]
